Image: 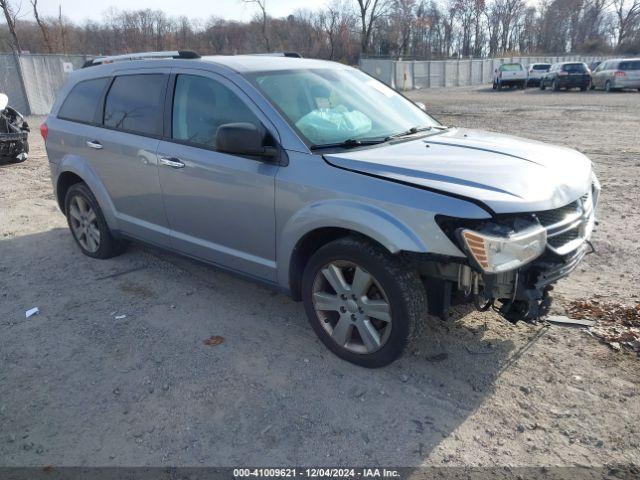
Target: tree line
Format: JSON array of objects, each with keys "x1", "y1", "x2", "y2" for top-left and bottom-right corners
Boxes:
[{"x1": 1, "y1": 0, "x2": 639, "y2": 64}]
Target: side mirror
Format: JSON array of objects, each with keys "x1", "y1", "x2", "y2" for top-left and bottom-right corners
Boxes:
[
  {"x1": 415, "y1": 102, "x2": 427, "y2": 112},
  {"x1": 216, "y1": 123, "x2": 277, "y2": 158}
]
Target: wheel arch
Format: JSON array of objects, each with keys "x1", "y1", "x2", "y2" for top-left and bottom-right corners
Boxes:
[
  {"x1": 279, "y1": 200, "x2": 430, "y2": 300},
  {"x1": 56, "y1": 171, "x2": 84, "y2": 212},
  {"x1": 55, "y1": 158, "x2": 119, "y2": 230}
]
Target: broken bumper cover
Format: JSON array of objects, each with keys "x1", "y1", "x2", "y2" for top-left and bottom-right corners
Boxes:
[
  {"x1": 491, "y1": 242, "x2": 592, "y2": 322},
  {"x1": 0, "y1": 131, "x2": 28, "y2": 159}
]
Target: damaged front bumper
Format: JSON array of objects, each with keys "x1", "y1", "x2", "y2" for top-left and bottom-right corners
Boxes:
[
  {"x1": 0, "y1": 131, "x2": 29, "y2": 160},
  {"x1": 481, "y1": 241, "x2": 593, "y2": 322},
  {"x1": 416, "y1": 184, "x2": 599, "y2": 323},
  {"x1": 0, "y1": 104, "x2": 30, "y2": 162}
]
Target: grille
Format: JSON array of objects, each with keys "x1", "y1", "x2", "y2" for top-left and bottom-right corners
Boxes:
[
  {"x1": 548, "y1": 228, "x2": 580, "y2": 249},
  {"x1": 532, "y1": 190, "x2": 595, "y2": 256},
  {"x1": 534, "y1": 201, "x2": 581, "y2": 227}
]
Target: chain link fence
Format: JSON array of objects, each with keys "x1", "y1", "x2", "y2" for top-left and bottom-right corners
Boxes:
[
  {"x1": 360, "y1": 55, "x2": 609, "y2": 90},
  {"x1": 0, "y1": 53, "x2": 90, "y2": 115}
]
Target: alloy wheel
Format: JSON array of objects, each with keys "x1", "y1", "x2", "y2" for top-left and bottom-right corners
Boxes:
[
  {"x1": 311, "y1": 261, "x2": 392, "y2": 354},
  {"x1": 68, "y1": 195, "x2": 101, "y2": 253}
]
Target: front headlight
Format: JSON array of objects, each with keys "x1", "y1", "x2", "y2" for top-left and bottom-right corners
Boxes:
[{"x1": 461, "y1": 224, "x2": 547, "y2": 273}]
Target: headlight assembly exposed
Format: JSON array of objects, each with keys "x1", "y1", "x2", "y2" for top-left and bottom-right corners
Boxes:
[{"x1": 461, "y1": 224, "x2": 547, "y2": 273}]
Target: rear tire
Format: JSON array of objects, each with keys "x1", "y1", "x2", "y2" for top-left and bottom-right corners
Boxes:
[
  {"x1": 540, "y1": 81, "x2": 546, "y2": 91},
  {"x1": 301, "y1": 237, "x2": 428, "y2": 368},
  {"x1": 497, "y1": 82, "x2": 502, "y2": 91},
  {"x1": 605, "y1": 80, "x2": 612, "y2": 92},
  {"x1": 64, "y1": 183, "x2": 127, "y2": 259},
  {"x1": 553, "y1": 80, "x2": 560, "y2": 91}
]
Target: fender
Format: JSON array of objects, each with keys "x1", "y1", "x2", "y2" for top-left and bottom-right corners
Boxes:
[
  {"x1": 56, "y1": 155, "x2": 120, "y2": 231},
  {"x1": 276, "y1": 198, "x2": 430, "y2": 289}
]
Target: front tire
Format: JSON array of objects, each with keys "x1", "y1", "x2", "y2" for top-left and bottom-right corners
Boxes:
[
  {"x1": 64, "y1": 183, "x2": 127, "y2": 259},
  {"x1": 301, "y1": 237, "x2": 427, "y2": 368}
]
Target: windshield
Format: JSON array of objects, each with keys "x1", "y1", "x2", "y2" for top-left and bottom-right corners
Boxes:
[
  {"x1": 532, "y1": 64, "x2": 550, "y2": 71},
  {"x1": 246, "y1": 68, "x2": 439, "y2": 147},
  {"x1": 562, "y1": 63, "x2": 588, "y2": 73},
  {"x1": 500, "y1": 64, "x2": 523, "y2": 71}
]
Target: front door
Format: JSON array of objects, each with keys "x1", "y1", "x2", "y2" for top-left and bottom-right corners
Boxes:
[{"x1": 157, "y1": 71, "x2": 280, "y2": 281}]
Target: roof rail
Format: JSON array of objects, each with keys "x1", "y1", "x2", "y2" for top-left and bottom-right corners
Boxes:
[
  {"x1": 83, "y1": 50, "x2": 201, "y2": 68},
  {"x1": 248, "y1": 52, "x2": 303, "y2": 58}
]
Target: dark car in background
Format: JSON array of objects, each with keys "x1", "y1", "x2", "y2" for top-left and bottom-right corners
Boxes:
[
  {"x1": 591, "y1": 58, "x2": 640, "y2": 92},
  {"x1": 540, "y1": 62, "x2": 591, "y2": 91}
]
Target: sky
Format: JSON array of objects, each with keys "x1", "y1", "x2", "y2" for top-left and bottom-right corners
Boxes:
[{"x1": 29, "y1": 0, "x2": 331, "y2": 24}]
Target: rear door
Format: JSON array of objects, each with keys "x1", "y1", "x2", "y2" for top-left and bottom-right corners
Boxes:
[
  {"x1": 87, "y1": 70, "x2": 171, "y2": 245},
  {"x1": 156, "y1": 69, "x2": 280, "y2": 281}
]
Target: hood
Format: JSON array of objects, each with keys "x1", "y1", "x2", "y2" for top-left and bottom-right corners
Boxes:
[{"x1": 324, "y1": 128, "x2": 593, "y2": 214}]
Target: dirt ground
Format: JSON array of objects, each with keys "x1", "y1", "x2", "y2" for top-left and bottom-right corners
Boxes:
[{"x1": 1, "y1": 86, "x2": 639, "y2": 469}]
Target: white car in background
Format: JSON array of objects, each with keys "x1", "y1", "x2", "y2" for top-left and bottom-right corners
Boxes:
[
  {"x1": 493, "y1": 63, "x2": 527, "y2": 90},
  {"x1": 526, "y1": 63, "x2": 551, "y2": 87}
]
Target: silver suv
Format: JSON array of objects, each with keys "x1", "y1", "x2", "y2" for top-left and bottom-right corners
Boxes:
[
  {"x1": 43, "y1": 51, "x2": 600, "y2": 367},
  {"x1": 591, "y1": 58, "x2": 640, "y2": 92}
]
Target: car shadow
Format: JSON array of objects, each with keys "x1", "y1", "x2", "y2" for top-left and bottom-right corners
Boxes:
[{"x1": 1, "y1": 228, "x2": 518, "y2": 466}]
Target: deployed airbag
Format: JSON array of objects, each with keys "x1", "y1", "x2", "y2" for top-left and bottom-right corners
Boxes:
[{"x1": 295, "y1": 106, "x2": 372, "y2": 145}]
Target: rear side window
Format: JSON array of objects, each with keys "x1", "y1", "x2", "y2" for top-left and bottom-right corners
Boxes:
[
  {"x1": 104, "y1": 74, "x2": 166, "y2": 136},
  {"x1": 58, "y1": 78, "x2": 109, "y2": 123},
  {"x1": 619, "y1": 61, "x2": 640, "y2": 71}
]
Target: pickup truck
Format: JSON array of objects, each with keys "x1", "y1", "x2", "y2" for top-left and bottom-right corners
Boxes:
[{"x1": 493, "y1": 63, "x2": 527, "y2": 90}]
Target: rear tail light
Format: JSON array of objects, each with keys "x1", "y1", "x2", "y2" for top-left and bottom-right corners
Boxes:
[
  {"x1": 40, "y1": 122, "x2": 48, "y2": 142},
  {"x1": 558, "y1": 71, "x2": 568, "y2": 76},
  {"x1": 614, "y1": 71, "x2": 626, "y2": 77}
]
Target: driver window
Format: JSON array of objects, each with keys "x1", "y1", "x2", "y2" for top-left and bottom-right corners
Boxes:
[{"x1": 172, "y1": 74, "x2": 261, "y2": 149}]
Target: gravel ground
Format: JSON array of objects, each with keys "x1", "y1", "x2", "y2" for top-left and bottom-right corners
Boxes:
[{"x1": 0, "y1": 86, "x2": 639, "y2": 468}]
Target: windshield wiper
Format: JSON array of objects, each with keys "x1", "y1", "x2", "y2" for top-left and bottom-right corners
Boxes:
[
  {"x1": 309, "y1": 126, "x2": 439, "y2": 151},
  {"x1": 385, "y1": 125, "x2": 433, "y2": 141},
  {"x1": 309, "y1": 138, "x2": 387, "y2": 150}
]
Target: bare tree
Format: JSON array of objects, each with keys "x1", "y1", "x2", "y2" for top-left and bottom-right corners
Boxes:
[
  {"x1": 0, "y1": 0, "x2": 22, "y2": 52},
  {"x1": 243, "y1": 0, "x2": 270, "y2": 51},
  {"x1": 30, "y1": 0, "x2": 52, "y2": 53},
  {"x1": 613, "y1": 0, "x2": 640, "y2": 46},
  {"x1": 356, "y1": 0, "x2": 390, "y2": 53}
]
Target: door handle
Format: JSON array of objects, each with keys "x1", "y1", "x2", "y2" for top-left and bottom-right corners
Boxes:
[
  {"x1": 86, "y1": 140, "x2": 103, "y2": 150},
  {"x1": 159, "y1": 157, "x2": 185, "y2": 169}
]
